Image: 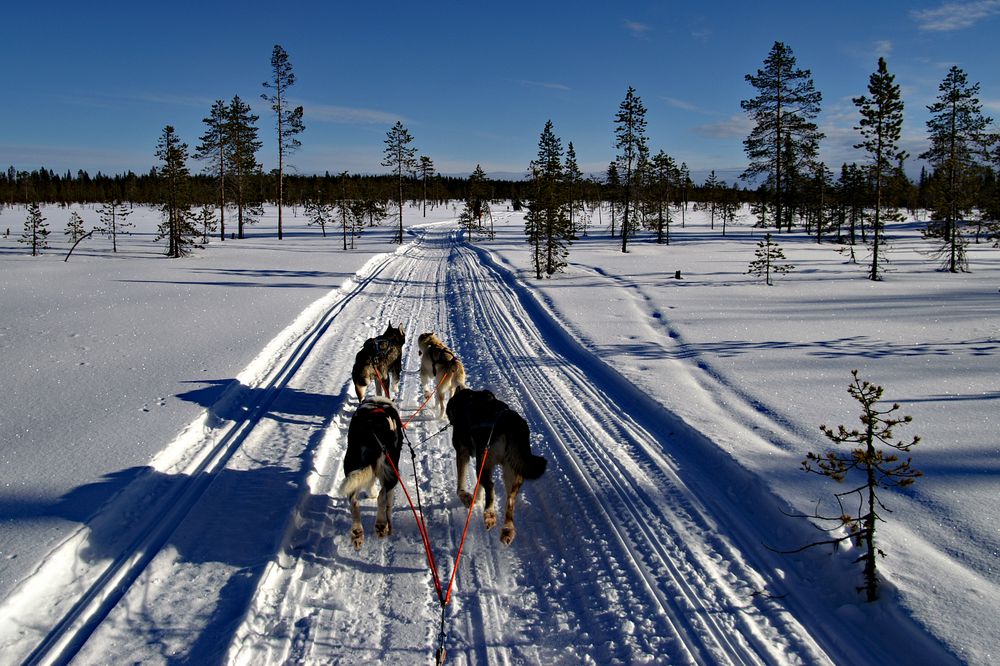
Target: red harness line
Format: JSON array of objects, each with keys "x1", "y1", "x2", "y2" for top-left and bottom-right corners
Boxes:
[{"x1": 377, "y1": 434, "x2": 491, "y2": 606}]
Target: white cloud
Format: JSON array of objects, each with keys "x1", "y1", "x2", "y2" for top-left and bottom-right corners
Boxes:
[
  {"x1": 661, "y1": 96, "x2": 702, "y2": 113},
  {"x1": 624, "y1": 20, "x2": 652, "y2": 38},
  {"x1": 873, "y1": 40, "x2": 893, "y2": 56},
  {"x1": 911, "y1": 0, "x2": 1000, "y2": 31},
  {"x1": 517, "y1": 80, "x2": 571, "y2": 91},
  {"x1": 305, "y1": 103, "x2": 401, "y2": 125},
  {"x1": 692, "y1": 114, "x2": 753, "y2": 139}
]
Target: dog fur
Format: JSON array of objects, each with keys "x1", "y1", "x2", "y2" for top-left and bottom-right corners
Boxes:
[
  {"x1": 351, "y1": 323, "x2": 405, "y2": 402},
  {"x1": 417, "y1": 332, "x2": 467, "y2": 417},
  {"x1": 339, "y1": 396, "x2": 405, "y2": 550},
  {"x1": 445, "y1": 388, "x2": 547, "y2": 545}
]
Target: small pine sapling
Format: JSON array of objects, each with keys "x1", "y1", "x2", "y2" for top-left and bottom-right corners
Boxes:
[
  {"x1": 747, "y1": 232, "x2": 794, "y2": 285},
  {"x1": 64, "y1": 211, "x2": 87, "y2": 244},
  {"x1": 801, "y1": 370, "x2": 922, "y2": 601},
  {"x1": 19, "y1": 203, "x2": 50, "y2": 256},
  {"x1": 195, "y1": 205, "x2": 217, "y2": 245}
]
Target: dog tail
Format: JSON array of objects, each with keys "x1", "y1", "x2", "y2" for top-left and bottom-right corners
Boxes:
[
  {"x1": 519, "y1": 452, "x2": 548, "y2": 480},
  {"x1": 339, "y1": 466, "x2": 375, "y2": 498},
  {"x1": 504, "y1": 411, "x2": 547, "y2": 480}
]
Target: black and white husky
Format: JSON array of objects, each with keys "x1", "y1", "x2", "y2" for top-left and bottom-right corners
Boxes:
[
  {"x1": 445, "y1": 388, "x2": 547, "y2": 545},
  {"x1": 351, "y1": 323, "x2": 405, "y2": 402},
  {"x1": 339, "y1": 396, "x2": 404, "y2": 550}
]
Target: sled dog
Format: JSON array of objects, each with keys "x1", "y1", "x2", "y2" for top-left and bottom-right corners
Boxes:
[
  {"x1": 445, "y1": 388, "x2": 547, "y2": 545},
  {"x1": 339, "y1": 396, "x2": 405, "y2": 550},
  {"x1": 417, "y1": 332, "x2": 467, "y2": 417},
  {"x1": 351, "y1": 323, "x2": 405, "y2": 402}
]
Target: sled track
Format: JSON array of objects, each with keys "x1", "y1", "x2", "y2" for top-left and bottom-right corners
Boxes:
[
  {"x1": 447, "y1": 240, "x2": 827, "y2": 665},
  {"x1": 19, "y1": 249, "x2": 410, "y2": 666}
]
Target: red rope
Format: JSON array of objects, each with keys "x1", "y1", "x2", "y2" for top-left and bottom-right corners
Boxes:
[
  {"x1": 403, "y1": 371, "x2": 450, "y2": 430},
  {"x1": 444, "y1": 447, "x2": 491, "y2": 606},
  {"x1": 379, "y1": 448, "x2": 443, "y2": 601}
]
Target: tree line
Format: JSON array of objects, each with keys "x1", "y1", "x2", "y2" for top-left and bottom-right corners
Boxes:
[{"x1": 7, "y1": 41, "x2": 998, "y2": 269}]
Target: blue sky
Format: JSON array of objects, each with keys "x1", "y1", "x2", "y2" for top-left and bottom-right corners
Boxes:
[{"x1": 3, "y1": 1, "x2": 998, "y2": 183}]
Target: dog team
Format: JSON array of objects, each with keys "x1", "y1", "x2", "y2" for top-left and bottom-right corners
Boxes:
[{"x1": 340, "y1": 323, "x2": 547, "y2": 550}]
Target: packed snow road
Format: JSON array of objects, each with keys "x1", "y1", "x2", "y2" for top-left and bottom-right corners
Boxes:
[{"x1": 3, "y1": 222, "x2": 840, "y2": 664}]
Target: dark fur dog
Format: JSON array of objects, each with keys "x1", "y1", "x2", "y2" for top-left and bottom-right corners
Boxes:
[
  {"x1": 445, "y1": 388, "x2": 547, "y2": 545},
  {"x1": 351, "y1": 323, "x2": 405, "y2": 402},
  {"x1": 339, "y1": 396, "x2": 404, "y2": 550}
]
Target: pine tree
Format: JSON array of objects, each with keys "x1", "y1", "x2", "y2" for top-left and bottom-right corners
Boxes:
[
  {"x1": 647, "y1": 150, "x2": 676, "y2": 244},
  {"x1": 703, "y1": 169, "x2": 721, "y2": 230},
  {"x1": 194, "y1": 100, "x2": 228, "y2": 241},
  {"x1": 854, "y1": 57, "x2": 907, "y2": 281},
  {"x1": 747, "y1": 232, "x2": 794, "y2": 285},
  {"x1": 526, "y1": 120, "x2": 569, "y2": 278},
  {"x1": 262, "y1": 44, "x2": 305, "y2": 241},
  {"x1": 382, "y1": 121, "x2": 417, "y2": 244},
  {"x1": 64, "y1": 210, "x2": 87, "y2": 244},
  {"x1": 802, "y1": 370, "x2": 921, "y2": 601},
  {"x1": 154, "y1": 125, "x2": 199, "y2": 258},
  {"x1": 97, "y1": 200, "x2": 133, "y2": 252},
  {"x1": 564, "y1": 142, "x2": 585, "y2": 239},
  {"x1": 614, "y1": 86, "x2": 648, "y2": 252},
  {"x1": 19, "y1": 202, "x2": 49, "y2": 256},
  {"x1": 227, "y1": 95, "x2": 264, "y2": 239},
  {"x1": 678, "y1": 162, "x2": 692, "y2": 227},
  {"x1": 605, "y1": 161, "x2": 621, "y2": 237},
  {"x1": 460, "y1": 164, "x2": 492, "y2": 237},
  {"x1": 304, "y1": 190, "x2": 333, "y2": 238},
  {"x1": 418, "y1": 155, "x2": 435, "y2": 217},
  {"x1": 741, "y1": 41, "x2": 824, "y2": 233},
  {"x1": 920, "y1": 66, "x2": 993, "y2": 272}
]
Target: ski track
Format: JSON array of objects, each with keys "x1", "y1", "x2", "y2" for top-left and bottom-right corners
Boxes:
[{"x1": 3, "y1": 221, "x2": 854, "y2": 664}]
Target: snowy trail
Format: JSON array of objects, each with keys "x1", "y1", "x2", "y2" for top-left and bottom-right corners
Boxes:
[{"x1": 3, "y1": 222, "x2": 854, "y2": 663}]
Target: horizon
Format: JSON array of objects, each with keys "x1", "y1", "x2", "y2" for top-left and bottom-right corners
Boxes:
[{"x1": 4, "y1": 1, "x2": 998, "y2": 185}]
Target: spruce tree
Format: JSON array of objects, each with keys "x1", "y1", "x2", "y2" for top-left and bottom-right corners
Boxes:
[
  {"x1": 614, "y1": 87, "x2": 648, "y2": 252},
  {"x1": 747, "y1": 232, "x2": 794, "y2": 285},
  {"x1": 97, "y1": 200, "x2": 132, "y2": 252},
  {"x1": 154, "y1": 125, "x2": 198, "y2": 258},
  {"x1": 741, "y1": 41, "x2": 824, "y2": 233},
  {"x1": 526, "y1": 120, "x2": 569, "y2": 278},
  {"x1": 802, "y1": 370, "x2": 921, "y2": 601},
  {"x1": 382, "y1": 121, "x2": 417, "y2": 244},
  {"x1": 227, "y1": 95, "x2": 264, "y2": 239},
  {"x1": 195, "y1": 100, "x2": 228, "y2": 241},
  {"x1": 262, "y1": 44, "x2": 305, "y2": 241},
  {"x1": 19, "y1": 202, "x2": 49, "y2": 256},
  {"x1": 919, "y1": 66, "x2": 993, "y2": 272},
  {"x1": 854, "y1": 57, "x2": 906, "y2": 281}
]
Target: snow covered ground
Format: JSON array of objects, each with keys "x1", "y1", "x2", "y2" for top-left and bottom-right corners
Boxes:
[{"x1": 0, "y1": 202, "x2": 996, "y2": 664}]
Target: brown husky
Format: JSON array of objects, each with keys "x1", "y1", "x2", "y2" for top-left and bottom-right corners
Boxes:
[
  {"x1": 417, "y1": 332, "x2": 467, "y2": 417},
  {"x1": 445, "y1": 388, "x2": 547, "y2": 545},
  {"x1": 351, "y1": 323, "x2": 405, "y2": 402}
]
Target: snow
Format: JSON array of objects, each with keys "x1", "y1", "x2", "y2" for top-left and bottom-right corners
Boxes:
[{"x1": 0, "y1": 202, "x2": 996, "y2": 664}]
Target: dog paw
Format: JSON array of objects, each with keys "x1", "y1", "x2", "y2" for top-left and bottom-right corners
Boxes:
[
  {"x1": 500, "y1": 526, "x2": 516, "y2": 546},
  {"x1": 375, "y1": 521, "x2": 391, "y2": 538},
  {"x1": 458, "y1": 491, "x2": 474, "y2": 507},
  {"x1": 351, "y1": 527, "x2": 365, "y2": 550},
  {"x1": 484, "y1": 510, "x2": 497, "y2": 530}
]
